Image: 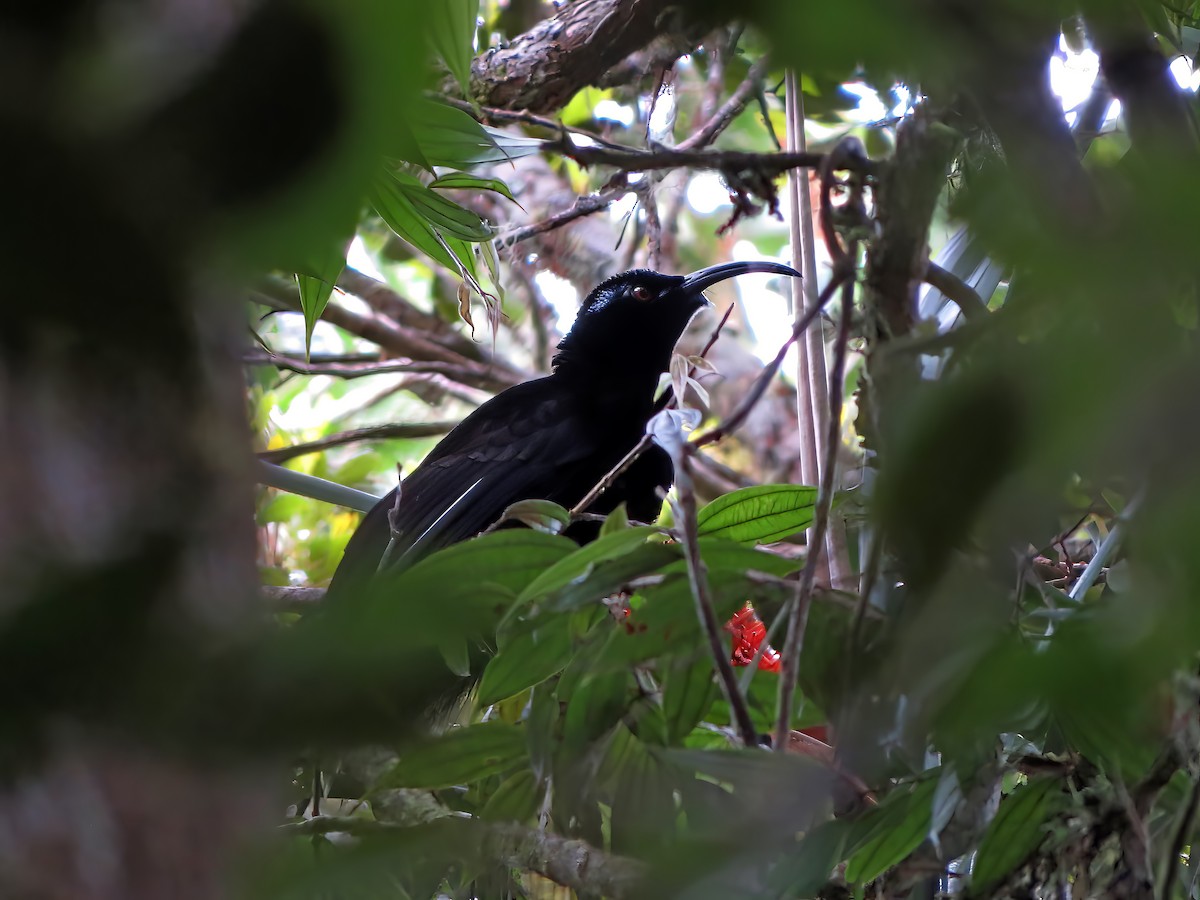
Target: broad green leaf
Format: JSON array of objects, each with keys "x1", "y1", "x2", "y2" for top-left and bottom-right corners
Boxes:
[
  {"x1": 367, "y1": 530, "x2": 575, "y2": 636},
  {"x1": 390, "y1": 170, "x2": 493, "y2": 241},
  {"x1": 409, "y1": 100, "x2": 544, "y2": 168},
  {"x1": 517, "y1": 527, "x2": 659, "y2": 605},
  {"x1": 479, "y1": 617, "x2": 573, "y2": 704},
  {"x1": 370, "y1": 172, "x2": 460, "y2": 272},
  {"x1": 564, "y1": 670, "x2": 630, "y2": 751},
  {"x1": 430, "y1": 172, "x2": 520, "y2": 206},
  {"x1": 610, "y1": 727, "x2": 678, "y2": 853},
  {"x1": 480, "y1": 769, "x2": 542, "y2": 823},
  {"x1": 663, "y1": 656, "x2": 718, "y2": 744},
  {"x1": 844, "y1": 777, "x2": 939, "y2": 885},
  {"x1": 379, "y1": 722, "x2": 527, "y2": 789},
  {"x1": 534, "y1": 542, "x2": 680, "y2": 614},
  {"x1": 971, "y1": 777, "x2": 1059, "y2": 893},
  {"x1": 696, "y1": 484, "x2": 818, "y2": 544},
  {"x1": 428, "y1": 0, "x2": 478, "y2": 97}
]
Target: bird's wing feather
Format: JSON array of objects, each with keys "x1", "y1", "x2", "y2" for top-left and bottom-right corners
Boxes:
[{"x1": 327, "y1": 378, "x2": 596, "y2": 602}]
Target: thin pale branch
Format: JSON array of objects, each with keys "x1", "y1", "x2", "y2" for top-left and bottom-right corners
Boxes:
[
  {"x1": 672, "y1": 446, "x2": 760, "y2": 747},
  {"x1": 774, "y1": 249, "x2": 856, "y2": 752}
]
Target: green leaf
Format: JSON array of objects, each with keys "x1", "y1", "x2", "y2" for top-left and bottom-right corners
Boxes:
[
  {"x1": 367, "y1": 530, "x2": 575, "y2": 637},
  {"x1": 379, "y1": 722, "x2": 528, "y2": 789},
  {"x1": 428, "y1": 0, "x2": 478, "y2": 97},
  {"x1": 600, "y1": 502, "x2": 631, "y2": 537},
  {"x1": 534, "y1": 542, "x2": 681, "y2": 614},
  {"x1": 371, "y1": 172, "x2": 460, "y2": 272},
  {"x1": 564, "y1": 670, "x2": 630, "y2": 751},
  {"x1": 844, "y1": 777, "x2": 939, "y2": 885},
  {"x1": 480, "y1": 769, "x2": 542, "y2": 823},
  {"x1": 770, "y1": 818, "x2": 853, "y2": 897},
  {"x1": 479, "y1": 617, "x2": 573, "y2": 705},
  {"x1": 390, "y1": 170, "x2": 493, "y2": 241},
  {"x1": 517, "y1": 527, "x2": 659, "y2": 605},
  {"x1": 295, "y1": 239, "x2": 348, "y2": 359},
  {"x1": 408, "y1": 100, "x2": 544, "y2": 168},
  {"x1": 971, "y1": 777, "x2": 1059, "y2": 893},
  {"x1": 495, "y1": 499, "x2": 571, "y2": 536},
  {"x1": 696, "y1": 484, "x2": 818, "y2": 544},
  {"x1": 663, "y1": 656, "x2": 718, "y2": 744},
  {"x1": 430, "y1": 172, "x2": 520, "y2": 206}
]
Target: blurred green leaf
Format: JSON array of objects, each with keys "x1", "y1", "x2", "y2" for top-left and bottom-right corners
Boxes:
[
  {"x1": 600, "y1": 502, "x2": 631, "y2": 537},
  {"x1": 663, "y1": 656, "x2": 718, "y2": 744},
  {"x1": 696, "y1": 485, "x2": 818, "y2": 544},
  {"x1": 769, "y1": 818, "x2": 853, "y2": 897},
  {"x1": 844, "y1": 777, "x2": 939, "y2": 885},
  {"x1": 480, "y1": 769, "x2": 542, "y2": 823},
  {"x1": 971, "y1": 777, "x2": 1060, "y2": 894},
  {"x1": 429, "y1": 0, "x2": 478, "y2": 98},
  {"x1": 380, "y1": 722, "x2": 528, "y2": 789}
]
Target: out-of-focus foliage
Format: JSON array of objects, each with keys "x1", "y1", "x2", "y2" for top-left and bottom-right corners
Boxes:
[{"x1": 15, "y1": 0, "x2": 1200, "y2": 896}]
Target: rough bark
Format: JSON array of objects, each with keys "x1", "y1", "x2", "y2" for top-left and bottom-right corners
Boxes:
[{"x1": 468, "y1": 0, "x2": 715, "y2": 112}]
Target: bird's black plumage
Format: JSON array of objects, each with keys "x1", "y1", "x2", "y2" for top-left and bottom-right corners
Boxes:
[{"x1": 327, "y1": 262, "x2": 798, "y2": 604}]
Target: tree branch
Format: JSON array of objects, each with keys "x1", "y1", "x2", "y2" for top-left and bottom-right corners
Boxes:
[
  {"x1": 466, "y1": 0, "x2": 709, "y2": 113},
  {"x1": 256, "y1": 422, "x2": 455, "y2": 464},
  {"x1": 281, "y1": 816, "x2": 646, "y2": 898}
]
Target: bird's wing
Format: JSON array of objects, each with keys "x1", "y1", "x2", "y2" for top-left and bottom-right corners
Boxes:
[{"x1": 327, "y1": 377, "x2": 595, "y2": 601}]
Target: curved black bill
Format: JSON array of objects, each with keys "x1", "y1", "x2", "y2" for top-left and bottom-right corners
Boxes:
[{"x1": 680, "y1": 260, "x2": 800, "y2": 294}]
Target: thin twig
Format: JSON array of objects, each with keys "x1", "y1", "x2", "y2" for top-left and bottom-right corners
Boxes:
[
  {"x1": 569, "y1": 435, "x2": 654, "y2": 519},
  {"x1": 774, "y1": 248, "x2": 856, "y2": 752},
  {"x1": 501, "y1": 187, "x2": 629, "y2": 247},
  {"x1": 257, "y1": 422, "x2": 456, "y2": 464},
  {"x1": 673, "y1": 450, "x2": 759, "y2": 747},
  {"x1": 694, "y1": 270, "x2": 847, "y2": 449},
  {"x1": 677, "y1": 56, "x2": 771, "y2": 151},
  {"x1": 246, "y1": 352, "x2": 504, "y2": 385}
]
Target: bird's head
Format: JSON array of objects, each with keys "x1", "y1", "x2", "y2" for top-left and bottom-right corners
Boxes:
[{"x1": 552, "y1": 261, "x2": 799, "y2": 380}]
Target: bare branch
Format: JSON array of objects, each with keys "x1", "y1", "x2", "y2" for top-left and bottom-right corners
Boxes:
[
  {"x1": 257, "y1": 422, "x2": 455, "y2": 465},
  {"x1": 678, "y1": 56, "x2": 771, "y2": 151},
  {"x1": 466, "y1": 0, "x2": 707, "y2": 113},
  {"x1": 551, "y1": 134, "x2": 840, "y2": 178},
  {"x1": 671, "y1": 445, "x2": 760, "y2": 748},
  {"x1": 694, "y1": 270, "x2": 848, "y2": 450},
  {"x1": 246, "y1": 351, "x2": 507, "y2": 387},
  {"x1": 281, "y1": 816, "x2": 646, "y2": 899},
  {"x1": 501, "y1": 186, "x2": 629, "y2": 247}
]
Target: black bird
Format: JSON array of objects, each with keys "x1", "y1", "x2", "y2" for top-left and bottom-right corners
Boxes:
[{"x1": 328, "y1": 261, "x2": 798, "y2": 602}]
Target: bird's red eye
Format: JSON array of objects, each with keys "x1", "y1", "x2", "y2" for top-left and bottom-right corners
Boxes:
[{"x1": 631, "y1": 285, "x2": 653, "y2": 302}]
